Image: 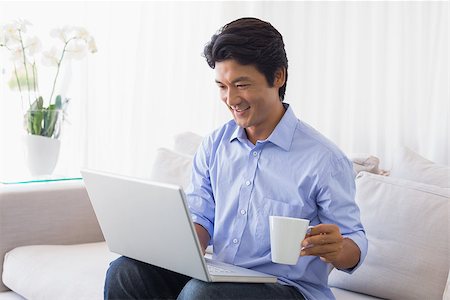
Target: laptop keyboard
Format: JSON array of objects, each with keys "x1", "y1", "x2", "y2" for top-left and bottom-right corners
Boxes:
[{"x1": 207, "y1": 264, "x2": 233, "y2": 274}]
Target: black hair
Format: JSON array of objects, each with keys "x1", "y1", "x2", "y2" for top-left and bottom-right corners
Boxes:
[{"x1": 203, "y1": 17, "x2": 288, "y2": 101}]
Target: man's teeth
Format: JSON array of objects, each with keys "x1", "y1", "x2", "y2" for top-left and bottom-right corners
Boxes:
[{"x1": 234, "y1": 107, "x2": 249, "y2": 112}]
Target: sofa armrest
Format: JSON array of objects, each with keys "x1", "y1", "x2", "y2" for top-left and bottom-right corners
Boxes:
[{"x1": 0, "y1": 180, "x2": 104, "y2": 292}]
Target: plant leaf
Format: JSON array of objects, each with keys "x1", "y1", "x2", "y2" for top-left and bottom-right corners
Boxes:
[
  {"x1": 30, "y1": 110, "x2": 43, "y2": 135},
  {"x1": 30, "y1": 97, "x2": 43, "y2": 110},
  {"x1": 37, "y1": 96, "x2": 43, "y2": 109},
  {"x1": 42, "y1": 109, "x2": 58, "y2": 137},
  {"x1": 55, "y1": 95, "x2": 62, "y2": 109}
]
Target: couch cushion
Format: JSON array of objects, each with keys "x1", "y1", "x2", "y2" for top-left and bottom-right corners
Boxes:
[
  {"x1": 331, "y1": 287, "x2": 383, "y2": 300},
  {"x1": 148, "y1": 148, "x2": 193, "y2": 190},
  {"x1": 172, "y1": 131, "x2": 203, "y2": 157},
  {"x1": 390, "y1": 146, "x2": 450, "y2": 188},
  {"x1": 2, "y1": 242, "x2": 118, "y2": 300},
  {"x1": 0, "y1": 180, "x2": 104, "y2": 292},
  {"x1": 0, "y1": 291, "x2": 25, "y2": 300},
  {"x1": 328, "y1": 172, "x2": 450, "y2": 300},
  {"x1": 445, "y1": 273, "x2": 450, "y2": 300}
]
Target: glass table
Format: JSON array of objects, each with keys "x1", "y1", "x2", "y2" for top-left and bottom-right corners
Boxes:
[
  {"x1": 0, "y1": 173, "x2": 82, "y2": 185},
  {"x1": 1, "y1": 176, "x2": 82, "y2": 185}
]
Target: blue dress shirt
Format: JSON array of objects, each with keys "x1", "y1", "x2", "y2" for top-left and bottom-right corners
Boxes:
[{"x1": 186, "y1": 103, "x2": 368, "y2": 300}]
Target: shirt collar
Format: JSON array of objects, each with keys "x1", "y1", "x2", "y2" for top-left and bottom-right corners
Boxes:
[
  {"x1": 229, "y1": 103, "x2": 298, "y2": 151},
  {"x1": 229, "y1": 126, "x2": 247, "y2": 143}
]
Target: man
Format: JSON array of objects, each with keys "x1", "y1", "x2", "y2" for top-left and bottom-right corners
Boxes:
[{"x1": 105, "y1": 17, "x2": 367, "y2": 300}]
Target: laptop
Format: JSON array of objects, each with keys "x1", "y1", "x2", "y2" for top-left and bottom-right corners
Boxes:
[{"x1": 81, "y1": 169, "x2": 277, "y2": 283}]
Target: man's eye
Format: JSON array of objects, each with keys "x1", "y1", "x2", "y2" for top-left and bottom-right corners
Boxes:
[{"x1": 237, "y1": 84, "x2": 249, "y2": 89}]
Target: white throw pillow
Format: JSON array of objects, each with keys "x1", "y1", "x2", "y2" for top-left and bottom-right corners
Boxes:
[
  {"x1": 390, "y1": 146, "x2": 450, "y2": 188},
  {"x1": 148, "y1": 148, "x2": 193, "y2": 190},
  {"x1": 444, "y1": 272, "x2": 450, "y2": 300},
  {"x1": 2, "y1": 242, "x2": 118, "y2": 300},
  {"x1": 328, "y1": 172, "x2": 450, "y2": 300},
  {"x1": 172, "y1": 131, "x2": 203, "y2": 157}
]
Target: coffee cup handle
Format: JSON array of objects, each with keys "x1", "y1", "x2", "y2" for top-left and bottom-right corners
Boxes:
[{"x1": 300, "y1": 226, "x2": 315, "y2": 251}]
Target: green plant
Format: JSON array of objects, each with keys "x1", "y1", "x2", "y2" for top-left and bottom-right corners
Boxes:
[
  {"x1": 0, "y1": 19, "x2": 96, "y2": 138},
  {"x1": 26, "y1": 95, "x2": 67, "y2": 138}
]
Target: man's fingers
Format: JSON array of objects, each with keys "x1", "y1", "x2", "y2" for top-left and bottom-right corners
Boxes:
[
  {"x1": 300, "y1": 243, "x2": 342, "y2": 257},
  {"x1": 308, "y1": 224, "x2": 339, "y2": 236},
  {"x1": 300, "y1": 223, "x2": 345, "y2": 263},
  {"x1": 303, "y1": 233, "x2": 343, "y2": 248}
]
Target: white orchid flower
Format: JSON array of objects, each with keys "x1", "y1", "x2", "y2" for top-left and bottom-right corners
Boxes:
[
  {"x1": 87, "y1": 36, "x2": 97, "y2": 53},
  {"x1": 73, "y1": 26, "x2": 90, "y2": 41},
  {"x1": 24, "y1": 36, "x2": 42, "y2": 56},
  {"x1": 3, "y1": 23, "x2": 20, "y2": 44},
  {"x1": 15, "y1": 19, "x2": 32, "y2": 33},
  {"x1": 65, "y1": 40, "x2": 87, "y2": 60},
  {"x1": 50, "y1": 28, "x2": 65, "y2": 42},
  {"x1": 41, "y1": 47, "x2": 59, "y2": 67},
  {"x1": 3, "y1": 20, "x2": 32, "y2": 48},
  {"x1": 50, "y1": 26, "x2": 72, "y2": 43}
]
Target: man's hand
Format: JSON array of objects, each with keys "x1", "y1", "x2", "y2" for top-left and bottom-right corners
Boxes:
[{"x1": 300, "y1": 224, "x2": 360, "y2": 270}]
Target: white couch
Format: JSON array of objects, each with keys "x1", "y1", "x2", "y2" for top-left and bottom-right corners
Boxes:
[{"x1": 1, "y1": 133, "x2": 449, "y2": 300}]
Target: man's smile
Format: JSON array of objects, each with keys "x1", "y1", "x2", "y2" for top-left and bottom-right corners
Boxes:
[{"x1": 230, "y1": 105, "x2": 250, "y2": 113}]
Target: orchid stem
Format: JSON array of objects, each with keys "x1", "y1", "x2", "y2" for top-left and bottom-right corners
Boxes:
[
  {"x1": 18, "y1": 30, "x2": 31, "y2": 106},
  {"x1": 13, "y1": 65, "x2": 24, "y2": 112},
  {"x1": 49, "y1": 37, "x2": 73, "y2": 105}
]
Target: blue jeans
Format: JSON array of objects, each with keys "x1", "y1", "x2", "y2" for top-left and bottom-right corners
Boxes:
[{"x1": 105, "y1": 256, "x2": 305, "y2": 300}]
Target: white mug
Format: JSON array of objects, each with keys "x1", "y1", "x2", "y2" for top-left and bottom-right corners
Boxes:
[{"x1": 269, "y1": 216, "x2": 311, "y2": 265}]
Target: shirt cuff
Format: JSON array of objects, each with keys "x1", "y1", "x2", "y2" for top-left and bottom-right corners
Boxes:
[
  {"x1": 339, "y1": 230, "x2": 368, "y2": 274},
  {"x1": 191, "y1": 213, "x2": 214, "y2": 241}
]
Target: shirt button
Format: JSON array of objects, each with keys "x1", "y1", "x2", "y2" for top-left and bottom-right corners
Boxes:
[
  {"x1": 245, "y1": 180, "x2": 251, "y2": 186},
  {"x1": 252, "y1": 151, "x2": 258, "y2": 157},
  {"x1": 232, "y1": 238, "x2": 239, "y2": 244},
  {"x1": 240, "y1": 209, "x2": 246, "y2": 215}
]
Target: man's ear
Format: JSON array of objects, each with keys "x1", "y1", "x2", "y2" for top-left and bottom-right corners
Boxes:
[{"x1": 273, "y1": 67, "x2": 286, "y2": 88}]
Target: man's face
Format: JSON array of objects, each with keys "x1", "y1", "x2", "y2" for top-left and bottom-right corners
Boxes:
[{"x1": 214, "y1": 59, "x2": 284, "y2": 137}]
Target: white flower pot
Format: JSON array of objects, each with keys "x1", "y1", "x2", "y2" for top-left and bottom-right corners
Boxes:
[{"x1": 24, "y1": 134, "x2": 61, "y2": 176}]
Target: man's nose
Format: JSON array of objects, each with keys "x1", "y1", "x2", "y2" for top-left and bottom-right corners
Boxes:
[{"x1": 225, "y1": 88, "x2": 240, "y2": 106}]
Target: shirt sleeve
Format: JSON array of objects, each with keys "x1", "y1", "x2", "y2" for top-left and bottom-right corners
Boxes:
[
  {"x1": 185, "y1": 138, "x2": 215, "y2": 241},
  {"x1": 315, "y1": 154, "x2": 368, "y2": 274}
]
